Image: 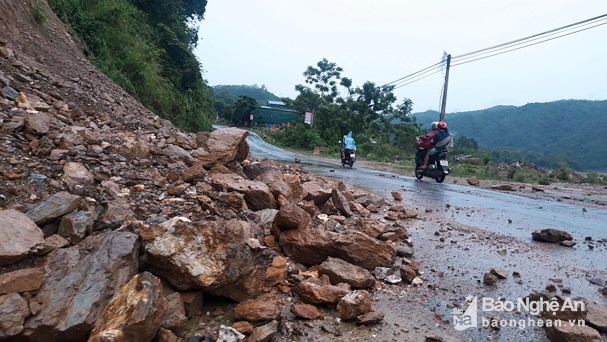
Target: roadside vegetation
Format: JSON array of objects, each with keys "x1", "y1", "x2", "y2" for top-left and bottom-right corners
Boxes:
[
  {"x1": 47, "y1": 0, "x2": 214, "y2": 131},
  {"x1": 45, "y1": 0, "x2": 605, "y2": 182},
  {"x1": 241, "y1": 59, "x2": 421, "y2": 162},
  {"x1": 257, "y1": 126, "x2": 606, "y2": 186}
]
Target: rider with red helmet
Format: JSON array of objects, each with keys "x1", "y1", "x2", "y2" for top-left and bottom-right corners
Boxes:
[{"x1": 420, "y1": 121, "x2": 451, "y2": 170}]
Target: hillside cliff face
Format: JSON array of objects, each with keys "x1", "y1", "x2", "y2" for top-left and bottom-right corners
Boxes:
[
  {"x1": 0, "y1": 0, "x2": 161, "y2": 130},
  {"x1": 0, "y1": 2, "x2": 414, "y2": 341}
]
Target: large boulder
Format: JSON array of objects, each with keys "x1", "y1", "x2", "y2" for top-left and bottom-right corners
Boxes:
[
  {"x1": 62, "y1": 162, "x2": 95, "y2": 190},
  {"x1": 233, "y1": 294, "x2": 281, "y2": 322},
  {"x1": 243, "y1": 159, "x2": 280, "y2": 180},
  {"x1": 113, "y1": 137, "x2": 151, "y2": 161},
  {"x1": 89, "y1": 272, "x2": 166, "y2": 342},
  {"x1": 22, "y1": 231, "x2": 140, "y2": 342},
  {"x1": 0, "y1": 268, "x2": 44, "y2": 294},
  {"x1": 545, "y1": 321, "x2": 602, "y2": 342},
  {"x1": 332, "y1": 189, "x2": 353, "y2": 217},
  {"x1": 297, "y1": 278, "x2": 351, "y2": 305},
  {"x1": 208, "y1": 172, "x2": 277, "y2": 210},
  {"x1": 191, "y1": 127, "x2": 249, "y2": 167},
  {"x1": 279, "y1": 227, "x2": 396, "y2": 270},
  {"x1": 0, "y1": 293, "x2": 30, "y2": 339},
  {"x1": 0, "y1": 209, "x2": 45, "y2": 265},
  {"x1": 337, "y1": 290, "x2": 372, "y2": 320},
  {"x1": 301, "y1": 181, "x2": 332, "y2": 207},
  {"x1": 25, "y1": 191, "x2": 82, "y2": 225},
  {"x1": 586, "y1": 302, "x2": 607, "y2": 333},
  {"x1": 318, "y1": 257, "x2": 375, "y2": 289},
  {"x1": 256, "y1": 171, "x2": 291, "y2": 200},
  {"x1": 144, "y1": 219, "x2": 273, "y2": 302},
  {"x1": 274, "y1": 203, "x2": 310, "y2": 231}
]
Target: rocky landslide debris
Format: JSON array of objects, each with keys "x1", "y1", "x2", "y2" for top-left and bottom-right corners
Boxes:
[
  {"x1": 0, "y1": 33, "x2": 424, "y2": 338},
  {"x1": 0, "y1": 6, "x2": 605, "y2": 339}
]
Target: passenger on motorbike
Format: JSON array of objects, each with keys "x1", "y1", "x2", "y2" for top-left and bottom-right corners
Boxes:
[
  {"x1": 420, "y1": 121, "x2": 452, "y2": 170},
  {"x1": 416, "y1": 121, "x2": 439, "y2": 158}
]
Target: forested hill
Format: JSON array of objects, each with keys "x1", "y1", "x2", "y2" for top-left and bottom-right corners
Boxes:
[
  {"x1": 413, "y1": 100, "x2": 607, "y2": 171},
  {"x1": 47, "y1": 0, "x2": 214, "y2": 132},
  {"x1": 211, "y1": 84, "x2": 281, "y2": 105}
]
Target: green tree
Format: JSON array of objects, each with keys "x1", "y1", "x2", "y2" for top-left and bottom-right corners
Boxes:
[
  {"x1": 299, "y1": 58, "x2": 352, "y2": 104},
  {"x1": 286, "y1": 58, "x2": 419, "y2": 160},
  {"x1": 456, "y1": 135, "x2": 479, "y2": 151},
  {"x1": 49, "y1": 0, "x2": 214, "y2": 132},
  {"x1": 232, "y1": 96, "x2": 257, "y2": 126}
]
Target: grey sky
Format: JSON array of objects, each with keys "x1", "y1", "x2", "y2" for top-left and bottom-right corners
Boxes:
[{"x1": 195, "y1": 1, "x2": 607, "y2": 113}]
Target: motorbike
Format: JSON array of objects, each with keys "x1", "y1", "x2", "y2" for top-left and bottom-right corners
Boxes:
[
  {"x1": 415, "y1": 137, "x2": 450, "y2": 183},
  {"x1": 341, "y1": 148, "x2": 356, "y2": 168}
]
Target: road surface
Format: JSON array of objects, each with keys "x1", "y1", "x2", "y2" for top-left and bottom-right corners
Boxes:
[{"x1": 247, "y1": 132, "x2": 607, "y2": 341}]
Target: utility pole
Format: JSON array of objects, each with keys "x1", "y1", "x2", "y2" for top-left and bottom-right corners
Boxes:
[{"x1": 440, "y1": 54, "x2": 451, "y2": 122}]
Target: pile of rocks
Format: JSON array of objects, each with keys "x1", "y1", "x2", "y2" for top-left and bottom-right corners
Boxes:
[
  {"x1": 1, "y1": 84, "x2": 421, "y2": 341},
  {"x1": 1, "y1": 7, "x2": 426, "y2": 338}
]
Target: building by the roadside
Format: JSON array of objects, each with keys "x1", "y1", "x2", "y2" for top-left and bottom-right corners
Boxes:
[{"x1": 251, "y1": 100, "x2": 298, "y2": 127}]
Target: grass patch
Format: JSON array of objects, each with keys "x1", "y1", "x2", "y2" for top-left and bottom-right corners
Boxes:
[{"x1": 32, "y1": 0, "x2": 47, "y2": 25}]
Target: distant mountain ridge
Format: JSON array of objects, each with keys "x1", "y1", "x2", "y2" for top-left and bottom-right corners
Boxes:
[
  {"x1": 413, "y1": 100, "x2": 607, "y2": 171},
  {"x1": 211, "y1": 84, "x2": 281, "y2": 105}
]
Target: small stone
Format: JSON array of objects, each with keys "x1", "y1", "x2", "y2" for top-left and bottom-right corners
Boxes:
[
  {"x1": 490, "y1": 268, "x2": 508, "y2": 279},
  {"x1": 356, "y1": 311, "x2": 384, "y2": 325},
  {"x1": 546, "y1": 284, "x2": 557, "y2": 292},
  {"x1": 411, "y1": 277, "x2": 423, "y2": 286},
  {"x1": 391, "y1": 191, "x2": 402, "y2": 201},
  {"x1": 560, "y1": 240, "x2": 576, "y2": 247},
  {"x1": 232, "y1": 321, "x2": 254, "y2": 335},
  {"x1": 291, "y1": 303, "x2": 322, "y2": 320},
  {"x1": 483, "y1": 272, "x2": 498, "y2": 285}
]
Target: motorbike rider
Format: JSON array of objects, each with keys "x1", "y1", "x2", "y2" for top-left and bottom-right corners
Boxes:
[
  {"x1": 341, "y1": 131, "x2": 357, "y2": 160},
  {"x1": 420, "y1": 121, "x2": 452, "y2": 170},
  {"x1": 416, "y1": 121, "x2": 439, "y2": 159}
]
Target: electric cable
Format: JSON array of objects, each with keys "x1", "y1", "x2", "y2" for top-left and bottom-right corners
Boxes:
[
  {"x1": 452, "y1": 16, "x2": 607, "y2": 64},
  {"x1": 384, "y1": 13, "x2": 607, "y2": 88},
  {"x1": 452, "y1": 20, "x2": 607, "y2": 67},
  {"x1": 452, "y1": 13, "x2": 607, "y2": 60},
  {"x1": 392, "y1": 69, "x2": 445, "y2": 89},
  {"x1": 384, "y1": 61, "x2": 443, "y2": 85}
]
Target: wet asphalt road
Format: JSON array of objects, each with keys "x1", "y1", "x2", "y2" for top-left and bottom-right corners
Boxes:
[
  {"x1": 247, "y1": 132, "x2": 607, "y2": 341},
  {"x1": 247, "y1": 132, "x2": 607, "y2": 242}
]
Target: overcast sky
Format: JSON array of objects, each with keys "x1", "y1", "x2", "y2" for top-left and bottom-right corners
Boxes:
[{"x1": 195, "y1": 1, "x2": 607, "y2": 113}]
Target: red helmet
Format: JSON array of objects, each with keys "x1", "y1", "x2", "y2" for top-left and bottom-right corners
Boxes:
[{"x1": 437, "y1": 121, "x2": 447, "y2": 129}]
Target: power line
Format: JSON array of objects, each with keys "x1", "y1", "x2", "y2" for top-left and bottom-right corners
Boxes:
[
  {"x1": 385, "y1": 13, "x2": 607, "y2": 89},
  {"x1": 452, "y1": 20, "x2": 607, "y2": 67},
  {"x1": 392, "y1": 69, "x2": 444, "y2": 89},
  {"x1": 383, "y1": 60, "x2": 444, "y2": 86},
  {"x1": 452, "y1": 16, "x2": 607, "y2": 64},
  {"x1": 452, "y1": 13, "x2": 607, "y2": 60}
]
